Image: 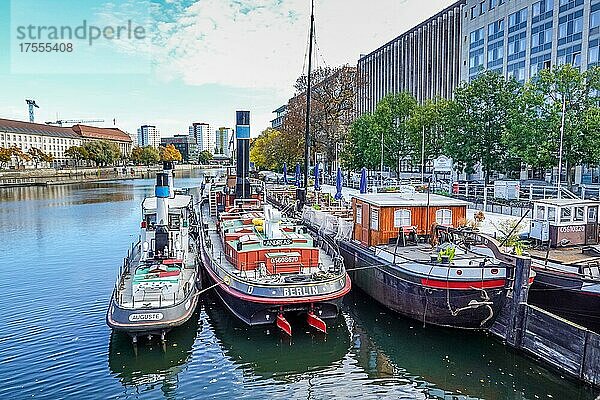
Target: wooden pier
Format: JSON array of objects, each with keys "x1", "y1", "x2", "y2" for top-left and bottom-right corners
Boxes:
[{"x1": 488, "y1": 255, "x2": 600, "y2": 387}]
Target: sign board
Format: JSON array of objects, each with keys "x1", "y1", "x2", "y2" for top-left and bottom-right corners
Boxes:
[
  {"x1": 433, "y1": 156, "x2": 453, "y2": 172},
  {"x1": 128, "y1": 312, "x2": 164, "y2": 322},
  {"x1": 262, "y1": 238, "x2": 293, "y2": 247}
]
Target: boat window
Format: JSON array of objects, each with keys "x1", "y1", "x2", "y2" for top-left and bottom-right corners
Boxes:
[
  {"x1": 548, "y1": 207, "x2": 556, "y2": 222},
  {"x1": 589, "y1": 207, "x2": 597, "y2": 222},
  {"x1": 536, "y1": 205, "x2": 545, "y2": 220},
  {"x1": 356, "y1": 204, "x2": 362, "y2": 223},
  {"x1": 436, "y1": 209, "x2": 452, "y2": 225},
  {"x1": 145, "y1": 214, "x2": 156, "y2": 231},
  {"x1": 370, "y1": 208, "x2": 379, "y2": 230},
  {"x1": 560, "y1": 207, "x2": 571, "y2": 222},
  {"x1": 394, "y1": 209, "x2": 412, "y2": 227},
  {"x1": 574, "y1": 206, "x2": 584, "y2": 222}
]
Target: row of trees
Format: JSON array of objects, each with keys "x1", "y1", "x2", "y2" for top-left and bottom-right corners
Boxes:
[
  {"x1": 344, "y1": 65, "x2": 600, "y2": 185},
  {"x1": 0, "y1": 146, "x2": 54, "y2": 168},
  {"x1": 1, "y1": 141, "x2": 185, "y2": 169}
]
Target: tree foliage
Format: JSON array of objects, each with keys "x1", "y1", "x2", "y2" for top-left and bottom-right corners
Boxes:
[
  {"x1": 83, "y1": 140, "x2": 122, "y2": 167},
  {"x1": 160, "y1": 144, "x2": 182, "y2": 162},
  {"x1": 198, "y1": 150, "x2": 213, "y2": 165},
  {"x1": 130, "y1": 146, "x2": 160, "y2": 166},
  {"x1": 250, "y1": 128, "x2": 303, "y2": 171},
  {"x1": 406, "y1": 97, "x2": 454, "y2": 164},
  {"x1": 0, "y1": 147, "x2": 12, "y2": 168},
  {"x1": 506, "y1": 65, "x2": 600, "y2": 185},
  {"x1": 444, "y1": 71, "x2": 521, "y2": 182},
  {"x1": 65, "y1": 146, "x2": 89, "y2": 166},
  {"x1": 283, "y1": 65, "x2": 360, "y2": 170},
  {"x1": 8, "y1": 145, "x2": 31, "y2": 167},
  {"x1": 27, "y1": 147, "x2": 54, "y2": 168}
]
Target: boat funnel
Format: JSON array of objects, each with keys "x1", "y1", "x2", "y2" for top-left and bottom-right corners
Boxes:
[
  {"x1": 276, "y1": 313, "x2": 292, "y2": 336},
  {"x1": 163, "y1": 161, "x2": 175, "y2": 199},
  {"x1": 156, "y1": 172, "x2": 169, "y2": 226},
  {"x1": 235, "y1": 111, "x2": 251, "y2": 199},
  {"x1": 307, "y1": 311, "x2": 327, "y2": 333}
]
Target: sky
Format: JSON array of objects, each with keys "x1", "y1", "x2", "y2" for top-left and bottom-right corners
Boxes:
[{"x1": 0, "y1": 0, "x2": 456, "y2": 139}]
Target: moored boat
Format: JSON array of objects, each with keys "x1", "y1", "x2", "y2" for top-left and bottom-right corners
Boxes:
[
  {"x1": 198, "y1": 111, "x2": 351, "y2": 336},
  {"x1": 302, "y1": 191, "x2": 534, "y2": 330},
  {"x1": 106, "y1": 162, "x2": 201, "y2": 342}
]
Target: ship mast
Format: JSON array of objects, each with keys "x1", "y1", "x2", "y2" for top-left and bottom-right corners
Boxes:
[{"x1": 302, "y1": 0, "x2": 314, "y2": 201}]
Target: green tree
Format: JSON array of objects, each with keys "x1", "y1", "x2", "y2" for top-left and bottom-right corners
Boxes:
[
  {"x1": 65, "y1": 146, "x2": 89, "y2": 167},
  {"x1": 140, "y1": 146, "x2": 160, "y2": 166},
  {"x1": 8, "y1": 145, "x2": 31, "y2": 168},
  {"x1": 506, "y1": 65, "x2": 600, "y2": 186},
  {"x1": 198, "y1": 150, "x2": 213, "y2": 165},
  {"x1": 407, "y1": 97, "x2": 454, "y2": 166},
  {"x1": 445, "y1": 70, "x2": 521, "y2": 183},
  {"x1": 341, "y1": 113, "x2": 379, "y2": 171},
  {"x1": 372, "y1": 92, "x2": 417, "y2": 174},
  {"x1": 83, "y1": 140, "x2": 121, "y2": 167},
  {"x1": 27, "y1": 147, "x2": 54, "y2": 168}
]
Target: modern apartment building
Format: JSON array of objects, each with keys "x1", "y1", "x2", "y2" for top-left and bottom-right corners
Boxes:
[
  {"x1": 137, "y1": 125, "x2": 161, "y2": 148},
  {"x1": 356, "y1": 1, "x2": 466, "y2": 115},
  {"x1": 461, "y1": 0, "x2": 597, "y2": 83},
  {"x1": 160, "y1": 135, "x2": 197, "y2": 162},
  {"x1": 214, "y1": 127, "x2": 232, "y2": 157},
  {"x1": 189, "y1": 122, "x2": 213, "y2": 153},
  {"x1": 270, "y1": 105, "x2": 287, "y2": 129}
]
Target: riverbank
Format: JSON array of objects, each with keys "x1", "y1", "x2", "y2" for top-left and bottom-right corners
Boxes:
[{"x1": 0, "y1": 164, "x2": 212, "y2": 188}]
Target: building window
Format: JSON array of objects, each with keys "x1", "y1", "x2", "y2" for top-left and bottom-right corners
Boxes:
[
  {"x1": 469, "y1": 48, "x2": 485, "y2": 72},
  {"x1": 557, "y1": 44, "x2": 582, "y2": 67},
  {"x1": 356, "y1": 204, "x2": 362, "y2": 223},
  {"x1": 548, "y1": 207, "x2": 557, "y2": 222},
  {"x1": 394, "y1": 209, "x2": 412, "y2": 227},
  {"x1": 508, "y1": 8, "x2": 528, "y2": 33},
  {"x1": 508, "y1": 32, "x2": 527, "y2": 61},
  {"x1": 559, "y1": 0, "x2": 584, "y2": 13},
  {"x1": 471, "y1": 6, "x2": 478, "y2": 19},
  {"x1": 507, "y1": 61, "x2": 526, "y2": 83},
  {"x1": 591, "y1": 9, "x2": 600, "y2": 33},
  {"x1": 589, "y1": 39, "x2": 600, "y2": 66},
  {"x1": 531, "y1": 21, "x2": 554, "y2": 54},
  {"x1": 558, "y1": 10, "x2": 584, "y2": 45},
  {"x1": 436, "y1": 209, "x2": 453, "y2": 225},
  {"x1": 488, "y1": 18, "x2": 505, "y2": 41},
  {"x1": 470, "y1": 27, "x2": 485, "y2": 48},
  {"x1": 487, "y1": 41, "x2": 504, "y2": 67},
  {"x1": 371, "y1": 208, "x2": 379, "y2": 230},
  {"x1": 536, "y1": 205, "x2": 546, "y2": 220},
  {"x1": 489, "y1": 0, "x2": 497, "y2": 9},
  {"x1": 480, "y1": 1, "x2": 487, "y2": 14}
]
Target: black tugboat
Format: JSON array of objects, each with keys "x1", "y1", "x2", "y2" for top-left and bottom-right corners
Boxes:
[
  {"x1": 106, "y1": 162, "x2": 201, "y2": 342},
  {"x1": 198, "y1": 111, "x2": 350, "y2": 336}
]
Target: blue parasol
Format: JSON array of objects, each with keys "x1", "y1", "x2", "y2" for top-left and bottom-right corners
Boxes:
[
  {"x1": 283, "y1": 163, "x2": 288, "y2": 185},
  {"x1": 334, "y1": 167, "x2": 343, "y2": 200},
  {"x1": 314, "y1": 163, "x2": 320, "y2": 191},
  {"x1": 295, "y1": 163, "x2": 301, "y2": 187},
  {"x1": 359, "y1": 167, "x2": 368, "y2": 194}
]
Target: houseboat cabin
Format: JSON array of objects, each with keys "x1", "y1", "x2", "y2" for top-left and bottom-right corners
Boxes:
[
  {"x1": 351, "y1": 193, "x2": 468, "y2": 247},
  {"x1": 530, "y1": 198, "x2": 600, "y2": 247}
]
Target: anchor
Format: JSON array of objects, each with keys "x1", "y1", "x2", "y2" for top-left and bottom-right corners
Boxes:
[
  {"x1": 307, "y1": 311, "x2": 327, "y2": 334},
  {"x1": 276, "y1": 313, "x2": 292, "y2": 336}
]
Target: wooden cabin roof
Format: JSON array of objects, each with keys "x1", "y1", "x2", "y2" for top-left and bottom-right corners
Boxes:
[
  {"x1": 352, "y1": 193, "x2": 468, "y2": 208},
  {"x1": 534, "y1": 198, "x2": 600, "y2": 207}
]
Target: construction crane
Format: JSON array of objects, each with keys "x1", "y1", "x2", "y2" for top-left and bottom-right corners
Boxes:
[
  {"x1": 25, "y1": 99, "x2": 39, "y2": 123},
  {"x1": 45, "y1": 119, "x2": 105, "y2": 127}
]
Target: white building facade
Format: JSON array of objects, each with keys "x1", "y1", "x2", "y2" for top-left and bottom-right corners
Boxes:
[
  {"x1": 137, "y1": 125, "x2": 161, "y2": 148},
  {"x1": 189, "y1": 122, "x2": 214, "y2": 153},
  {"x1": 214, "y1": 127, "x2": 231, "y2": 157}
]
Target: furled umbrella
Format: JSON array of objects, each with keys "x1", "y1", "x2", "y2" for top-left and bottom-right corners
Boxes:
[
  {"x1": 282, "y1": 163, "x2": 288, "y2": 185},
  {"x1": 314, "y1": 163, "x2": 320, "y2": 191},
  {"x1": 295, "y1": 163, "x2": 301, "y2": 187},
  {"x1": 334, "y1": 167, "x2": 343, "y2": 200},
  {"x1": 359, "y1": 167, "x2": 368, "y2": 194}
]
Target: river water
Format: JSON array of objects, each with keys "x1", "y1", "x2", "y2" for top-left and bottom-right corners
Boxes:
[{"x1": 0, "y1": 170, "x2": 596, "y2": 399}]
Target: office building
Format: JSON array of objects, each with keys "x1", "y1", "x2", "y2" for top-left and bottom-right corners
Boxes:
[
  {"x1": 462, "y1": 0, "x2": 595, "y2": 83},
  {"x1": 137, "y1": 125, "x2": 161, "y2": 148},
  {"x1": 214, "y1": 127, "x2": 232, "y2": 157},
  {"x1": 160, "y1": 135, "x2": 197, "y2": 162},
  {"x1": 270, "y1": 105, "x2": 287, "y2": 129},
  {"x1": 189, "y1": 122, "x2": 213, "y2": 153},
  {"x1": 356, "y1": 1, "x2": 466, "y2": 115}
]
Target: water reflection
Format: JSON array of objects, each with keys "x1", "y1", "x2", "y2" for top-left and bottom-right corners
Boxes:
[
  {"x1": 108, "y1": 311, "x2": 201, "y2": 396},
  {"x1": 345, "y1": 290, "x2": 597, "y2": 400},
  {"x1": 204, "y1": 294, "x2": 351, "y2": 383}
]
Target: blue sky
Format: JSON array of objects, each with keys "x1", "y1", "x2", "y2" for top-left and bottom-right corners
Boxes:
[{"x1": 0, "y1": 0, "x2": 455, "y2": 139}]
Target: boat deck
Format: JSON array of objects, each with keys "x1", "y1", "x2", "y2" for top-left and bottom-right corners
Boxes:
[
  {"x1": 115, "y1": 250, "x2": 197, "y2": 309},
  {"x1": 374, "y1": 242, "x2": 500, "y2": 267},
  {"x1": 204, "y1": 213, "x2": 337, "y2": 284}
]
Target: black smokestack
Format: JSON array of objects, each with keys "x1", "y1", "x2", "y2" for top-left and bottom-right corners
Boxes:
[{"x1": 235, "y1": 110, "x2": 251, "y2": 198}]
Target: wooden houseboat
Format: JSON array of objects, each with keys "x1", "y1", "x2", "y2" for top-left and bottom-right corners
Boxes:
[{"x1": 332, "y1": 192, "x2": 531, "y2": 330}]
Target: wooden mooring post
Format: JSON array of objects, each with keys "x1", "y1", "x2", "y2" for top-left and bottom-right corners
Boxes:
[{"x1": 489, "y1": 255, "x2": 600, "y2": 387}]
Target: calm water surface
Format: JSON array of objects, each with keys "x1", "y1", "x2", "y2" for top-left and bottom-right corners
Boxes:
[{"x1": 0, "y1": 170, "x2": 597, "y2": 399}]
